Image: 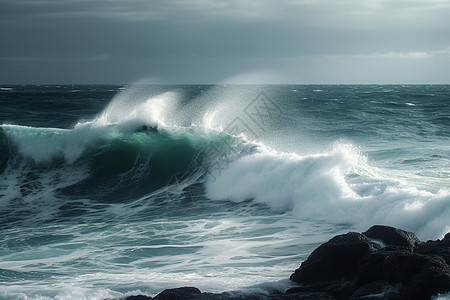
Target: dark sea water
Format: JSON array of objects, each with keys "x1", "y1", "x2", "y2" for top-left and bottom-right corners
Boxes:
[{"x1": 0, "y1": 84, "x2": 449, "y2": 299}]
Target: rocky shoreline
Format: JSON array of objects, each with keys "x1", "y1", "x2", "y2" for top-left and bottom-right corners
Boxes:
[{"x1": 121, "y1": 225, "x2": 450, "y2": 300}]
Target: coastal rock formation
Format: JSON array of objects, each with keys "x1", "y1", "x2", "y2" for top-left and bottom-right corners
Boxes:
[
  {"x1": 290, "y1": 225, "x2": 450, "y2": 299},
  {"x1": 124, "y1": 225, "x2": 450, "y2": 300},
  {"x1": 289, "y1": 232, "x2": 373, "y2": 284},
  {"x1": 364, "y1": 224, "x2": 422, "y2": 249}
]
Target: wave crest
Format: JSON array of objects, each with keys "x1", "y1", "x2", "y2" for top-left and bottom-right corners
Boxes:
[{"x1": 206, "y1": 143, "x2": 450, "y2": 239}]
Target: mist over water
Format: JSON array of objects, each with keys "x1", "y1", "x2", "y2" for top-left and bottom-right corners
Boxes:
[{"x1": 0, "y1": 84, "x2": 449, "y2": 299}]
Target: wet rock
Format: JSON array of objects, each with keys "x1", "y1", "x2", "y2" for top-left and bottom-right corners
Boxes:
[
  {"x1": 153, "y1": 287, "x2": 202, "y2": 300},
  {"x1": 126, "y1": 296, "x2": 153, "y2": 300},
  {"x1": 125, "y1": 287, "x2": 264, "y2": 300},
  {"x1": 291, "y1": 226, "x2": 450, "y2": 299},
  {"x1": 290, "y1": 232, "x2": 373, "y2": 284},
  {"x1": 363, "y1": 225, "x2": 421, "y2": 250},
  {"x1": 417, "y1": 233, "x2": 450, "y2": 265}
]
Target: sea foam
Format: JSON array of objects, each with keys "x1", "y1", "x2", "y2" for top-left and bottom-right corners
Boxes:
[{"x1": 206, "y1": 142, "x2": 450, "y2": 240}]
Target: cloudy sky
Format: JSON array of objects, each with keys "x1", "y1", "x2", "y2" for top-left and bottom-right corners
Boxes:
[{"x1": 1, "y1": 0, "x2": 450, "y2": 84}]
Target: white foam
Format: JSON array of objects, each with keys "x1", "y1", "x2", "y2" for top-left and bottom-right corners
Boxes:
[
  {"x1": 206, "y1": 142, "x2": 450, "y2": 240},
  {"x1": 0, "y1": 285, "x2": 123, "y2": 300},
  {"x1": 435, "y1": 292, "x2": 450, "y2": 300},
  {"x1": 2, "y1": 124, "x2": 104, "y2": 163},
  {"x1": 0, "y1": 158, "x2": 89, "y2": 222},
  {"x1": 0, "y1": 214, "x2": 331, "y2": 300}
]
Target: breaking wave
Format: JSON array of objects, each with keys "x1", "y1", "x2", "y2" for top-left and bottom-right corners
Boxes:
[{"x1": 1, "y1": 86, "x2": 449, "y2": 240}]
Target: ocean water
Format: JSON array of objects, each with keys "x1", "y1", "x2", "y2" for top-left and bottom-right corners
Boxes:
[{"x1": 0, "y1": 84, "x2": 449, "y2": 299}]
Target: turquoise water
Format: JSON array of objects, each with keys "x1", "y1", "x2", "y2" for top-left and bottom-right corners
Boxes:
[{"x1": 0, "y1": 85, "x2": 449, "y2": 299}]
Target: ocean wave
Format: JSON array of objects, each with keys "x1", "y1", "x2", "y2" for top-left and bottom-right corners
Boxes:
[
  {"x1": 0, "y1": 123, "x2": 252, "y2": 203},
  {"x1": 206, "y1": 142, "x2": 450, "y2": 240},
  {"x1": 1, "y1": 85, "x2": 449, "y2": 240}
]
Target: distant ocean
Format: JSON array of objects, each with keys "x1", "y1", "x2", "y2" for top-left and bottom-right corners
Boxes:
[{"x1": 1, "y1": 84, "x2": 449, "y2": 299}]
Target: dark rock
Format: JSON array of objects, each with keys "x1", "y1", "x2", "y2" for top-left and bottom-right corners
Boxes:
[
  {"x1": 134, "y1": 125, "x2": 158, "y2": 133},
  {"x1": 349, "y1": 281, "x2": 398, "y2": 300},
  {"x1": 283, "y1": 287, "x2": 338, "y2": 299},
  {"x1": 401, "y1": 254, "x2": 450, "y2": 300},
  {"x1": 153, "y1": 287, "x2": 202, "y2": 300},
  {"x1": 443, "y1": 233, "x2": 450, "y2": 244},
  {"x1": 382, "y1": 251, "x2": 427, "y2": 283},
  {"x1": 363, "y1": 225, "x2": 421, "y2": 250},
  {"x1": 277, "y1": 293, "x2": 336, "y2": 300},
  {"x1": 355, "y1": 252, "x2": 386, "y2": 285},
  {"x1": 290, "y1": 232, "x2": 372, "y2": 284},
  {"x1": 150, "y1": 287, "x2": 265, "y2": 300},
  {"x1": 291, "y1": 226, "x2": 450, "y2": 299},
  {"x1": 417, "y1": 236, "x2": 450, "y2": 265},
  {"x1": 357, "y1": 249, "x2": 450, "y2": 298},
  {"x1": 126, "y1": 296, "x2": 152, "y2": 300}
]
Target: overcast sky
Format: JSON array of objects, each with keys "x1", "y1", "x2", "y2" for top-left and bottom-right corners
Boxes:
[{"x1": 1, "y1": 0, "x2": 450, "y2": 84}]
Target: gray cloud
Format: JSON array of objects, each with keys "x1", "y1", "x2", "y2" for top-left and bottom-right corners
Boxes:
[{"x1": 1, "y1": 0, "x2": 449, "y2": 83}]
